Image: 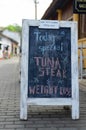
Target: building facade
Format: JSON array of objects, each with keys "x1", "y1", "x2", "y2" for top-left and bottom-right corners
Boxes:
[
  {"x1": 42, "y1": 0, "x2": 86, "y2": 71},
  {"x1": 0, "y1": 33, "x2": 19, "y2": 59}
]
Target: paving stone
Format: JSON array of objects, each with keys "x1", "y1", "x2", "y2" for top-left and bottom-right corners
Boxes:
[
  {"x1": 0, "y1": 129, "x2": 15, "y2": 130},
  {"x1": 37, "y1": 128, "x2": 58, "y2": 130},
  {"x1": 79, "y1": 127, "x2": 86, "y2": 130},
  {"x1": 59, "y1": 128, "x2": 78, "y2": 130},
  {"x1": 0, "y1": 57, "x2": 86, "y2": 130},
  {"x1": 0, "y1": 125, "x2": 4, "y2": 129},
  {"x1": 16, "y1": 128, "x2": 37, "y2": 130},
  {"x1": 5, "y1": 124, "x2": 25, "y2": 129}
]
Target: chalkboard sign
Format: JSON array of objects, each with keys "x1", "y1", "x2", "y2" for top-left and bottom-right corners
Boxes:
[
  {"x1": 20, "y1": 20, "x2": 79, "y2": 120},
  {"x1": 28, "y1": 26, "x2": 71, "y2": 98},
  {"x1": 73, "y1": 0, "x2": 86, "y2": 14}
]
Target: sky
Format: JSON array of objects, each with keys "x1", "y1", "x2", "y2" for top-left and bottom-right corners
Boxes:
[{"x1": 0, "y1": 0, "x2": 52, "y2": 27}]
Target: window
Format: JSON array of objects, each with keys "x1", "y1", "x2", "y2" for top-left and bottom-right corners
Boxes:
[
  {"x1": 5, "y1": 45, "x2": 9, "y2": 51},
  {"x1": 0, "y1": 43, "x2": 2, "y2": 50},
  {"x1": 0, "y1": 37, "x2": 2, "y2": 41}
]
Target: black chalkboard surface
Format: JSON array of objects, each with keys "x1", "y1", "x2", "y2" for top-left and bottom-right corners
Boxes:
[{"x1": 28, "y1": 26, "x2": 71, "y2": 98}]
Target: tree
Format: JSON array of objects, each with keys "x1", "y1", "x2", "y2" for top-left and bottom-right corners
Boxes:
[{"x1": 5, "y1": 24, "x2": 22, "y2": 33}]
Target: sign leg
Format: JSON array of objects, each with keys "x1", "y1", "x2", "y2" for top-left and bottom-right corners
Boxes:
[
  {"x1": 72, "y1": 100, "x2": 79, "y2": 119},
  {"x1": 20, "y1": 81, "x2": 28, "y2": 120},
  {"x1": 20, "y1": 94, "x2": 27, "y2": 120}
]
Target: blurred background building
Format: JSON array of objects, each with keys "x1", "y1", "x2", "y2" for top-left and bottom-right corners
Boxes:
[{"x1": 42, "y1": 0, "x2": 86, "y2": 78}]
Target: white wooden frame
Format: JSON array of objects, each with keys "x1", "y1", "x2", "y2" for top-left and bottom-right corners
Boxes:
[{"x1": 20, "y1": 20, "x2": 79, "y2": 120}]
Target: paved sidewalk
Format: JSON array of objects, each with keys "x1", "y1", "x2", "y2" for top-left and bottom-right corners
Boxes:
[{"x1": 0, "y1": 57, "x2": 86, "y2": 130}]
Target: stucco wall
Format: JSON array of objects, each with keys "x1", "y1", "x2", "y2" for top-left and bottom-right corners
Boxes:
[{"x1": 0, "y1": 36, "x2": 12, "y2": 59}]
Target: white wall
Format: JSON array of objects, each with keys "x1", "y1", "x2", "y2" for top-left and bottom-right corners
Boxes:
[{"x1": 0, "y1": 36, "x2": 12, "y2": 58}]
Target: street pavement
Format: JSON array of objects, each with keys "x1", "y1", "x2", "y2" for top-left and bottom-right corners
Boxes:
[{"x1": 0, "y1": 57, "x2": 86, "y2": 130}]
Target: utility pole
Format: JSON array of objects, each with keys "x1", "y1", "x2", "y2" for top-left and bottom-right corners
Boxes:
[{"x1": 33, "y1": 0, "x2": 39, "y2": 20}]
